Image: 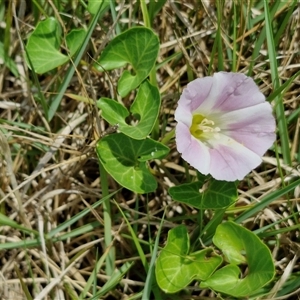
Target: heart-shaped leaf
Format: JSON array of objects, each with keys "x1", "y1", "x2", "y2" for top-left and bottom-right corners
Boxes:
[
  {"x1": 96, "y1": 133, "x2": 169, "y2": 193},
  {"x1": 26, "y1": 18, "x2": 86, "y2": 73},
  {"x1": 96, "y1": 27, "x2": 159, "y2": 97},
  {"x1": 97, "y1": 80, "x2": 160, "y2": 140},
  {"x1": 200, "y1": 222, "x2": 275, "y2": 297},
  {"x1": 155, "y1": 225, "x2": 222, "y2": 294},
  {"x1": 169, "y1": 179, "x2": 237, "y2": 209}
]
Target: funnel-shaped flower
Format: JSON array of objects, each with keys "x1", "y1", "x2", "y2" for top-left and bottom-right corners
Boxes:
[{"x1": 175, "y1": 72, "x2": 276, "y2": 181}]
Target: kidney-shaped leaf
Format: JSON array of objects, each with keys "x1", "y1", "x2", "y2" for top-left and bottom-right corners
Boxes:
[
  {"x1": 200, "y1": 222, "x2": 275, "y2": 297},
  {"x1": 169, "y1": 179, "x2": 237, "y2": 209},
  {"x1": 97, "y1": 27, "x2": 159, "y2": 97},
  {"x1": 155, "y1": 225, "x2": 222, "y2": 294},
  {"x1": 26, "y1": 18, "x2": 86, "y2": 73},
  {"x1": 96, "y1": 133, "x2": 169, "y2": 193},
  {"x1": 98, "y1": 80, "x2": 160, "y2": 139}
]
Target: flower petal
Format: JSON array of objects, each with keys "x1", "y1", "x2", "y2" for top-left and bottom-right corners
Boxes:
[
  {"x1": 175, "y1": 72, "x2": 276, "y2": 181},
  {"x1": 174, "y1": 102, "x2": 193, "y2": 127},
  {"x1": 194, "y1": 72, "x2": 266, "y2": 115},
  {"x1": 176, "y1": 76, "x2": 214, "y2": 114},
  {"x1": 218, "y1": 102, "x2": 276, "y2": 156},
  {"x1": 175, "y1": 122, "x2": 210, "y2": 174},
  {"x1": 208, "y1": 134, "x2": 262, "y2": 181}
]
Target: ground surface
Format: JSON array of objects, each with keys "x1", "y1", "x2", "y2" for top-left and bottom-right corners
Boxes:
[{"x1": 0, "y1": 1, "x2": 300, "y2": 299}]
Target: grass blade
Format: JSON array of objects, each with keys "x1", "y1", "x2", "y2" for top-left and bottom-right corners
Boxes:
[
  {"x1": 142, "y1": 211, "x2": 165, "y2": 300},
  {"x1": 264, "y1": 1, "x2": 291, "y2": 165},
  {"x1": 235, "y1": 178, "x2": 300, "y2": 224}
]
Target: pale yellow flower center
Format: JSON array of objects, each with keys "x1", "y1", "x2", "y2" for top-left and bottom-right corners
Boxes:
[{"x1": 190, "y1": 114, "x2": 220, "y2": 140}]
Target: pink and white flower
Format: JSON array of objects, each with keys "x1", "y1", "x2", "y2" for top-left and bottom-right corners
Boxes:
[{"x1": 175, "y1": 72, "x2": 276, "y2": 181}]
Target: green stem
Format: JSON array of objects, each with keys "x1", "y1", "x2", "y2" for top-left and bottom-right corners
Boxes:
[
  {"x1": 140, "y1": 0, "x2": 150, "y2": 28},
  {"x1": 99, "y1": 161, "x2": 115, "y2": 276}
]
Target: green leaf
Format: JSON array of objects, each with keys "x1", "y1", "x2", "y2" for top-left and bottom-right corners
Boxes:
[
  {"x1": 169, "y1": 182, "x2": 202, "y2": 208},
  {"x1": 155, "y1": 225, "x2": 222, "y2": 294},
  {"x1": 97, "y1": 27, "x2": 159, "y2": 97},
  {"x1": 96, "y1": 133, "x2": 169, "y2": 193},
  {"x1": 98, "y1": 80, "x2": 160, "y2": 140},
  {"x1": 87, "y1": 0, "x2": 110, "y2": 15},
  {"x1": 200, "y1": 222, "x2": 275, "y2": 297},
  {"x1": 169, "y1": 179, "x2": 237, "y2": 209},
  {"x1": 26, "y1": 18, "x2": 65, "y2": 73},
  {"x1": 203, "y1": 180, "x2": 237, "y2": 208},
  {"x1": 48, "y1": 5, "x2": 106, "y2": 121},
  {"x1": 26, "y1": 18, "x2": 86, "y2": 74},
  {"x1": 66, "y1": 29, "x2": 87, "y2": 57}
]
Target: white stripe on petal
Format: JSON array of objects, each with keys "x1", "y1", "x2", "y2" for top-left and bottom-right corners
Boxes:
[{"x1": 208, "y1": 134, "x2": 262, "y2": 181}]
